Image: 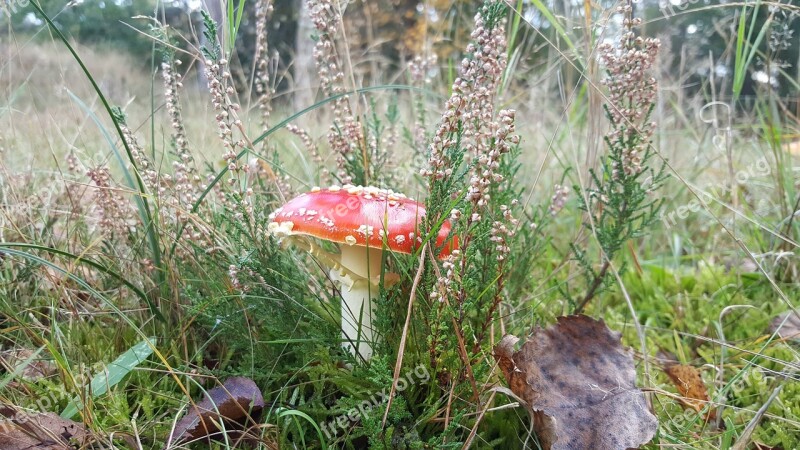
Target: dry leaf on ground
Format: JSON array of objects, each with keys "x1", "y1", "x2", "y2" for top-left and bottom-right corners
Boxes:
[
  {"x1": 657, "y1": 351, "x2": 716, "y2": 422},
  {"x1": 0, "y1": 349, "x2": 57, "y2": 382},
  {"x1": 753, "y1": 442, "x2": 785, "y2": 450},
  {"x1": 769, "y1": 311, "x2": 800, "y2": 342},
  {"x1": 663, "y1": 363, "x2": 716, "y2": 421},
  {"x1": 167, "y1": 376, "x2": 266, "y2": 448},
  {"x1": 493, "y1": 314, "x2": 658, "y2": 450},
  {"x1": 0, "y1": 404, "x2": 92, "y2": 449}
]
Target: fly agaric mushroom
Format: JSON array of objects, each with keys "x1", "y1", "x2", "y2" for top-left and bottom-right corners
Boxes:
[{"x1": 268, "y1": 185, "x2": 457, "y2": 360}]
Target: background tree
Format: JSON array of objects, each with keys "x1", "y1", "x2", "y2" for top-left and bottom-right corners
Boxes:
[
  {"x1": 5, "y1": 0, "x2": 796, "y2": 112},
  {"x1": 10, "y1": 0, "x2": 158, "y2": 63}
]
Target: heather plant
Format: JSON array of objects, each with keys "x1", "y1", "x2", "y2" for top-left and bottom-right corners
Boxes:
[
  {"x1": 408, "y1": 53, "x2": 438, "y2": 160},
  {"x1": 308, "y1": 0, "x2": 364, "y2": 185},
  {"x1": 203, "y1": 12, "x2": 248, "y2": 180},
  {"x1": 185, "y1": 2, "x2": 544, "y2": 446},
  {"x1": 355, "y1": 4, "x2": 546, "y2": 444},
  {"x1": 1, "y1": 0, "x2": 799, "y2": 448},
  {"x1": 253, "y1": 0, "x2": 275, "y2": 133},
  {"x1": 421, "y1": 2, "x2": 521, "y2": 364},
  {"x1": 568, "y1": 5, "x2": 667, "y2": 314}
]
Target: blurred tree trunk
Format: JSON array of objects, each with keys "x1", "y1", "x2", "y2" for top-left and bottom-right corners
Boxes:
[
  {"x1": 197, "y1": 0, "x2": 225, "y2": 89},
  {"x1": 294, "y1": 0, "x2": 315, "y2": 111}
]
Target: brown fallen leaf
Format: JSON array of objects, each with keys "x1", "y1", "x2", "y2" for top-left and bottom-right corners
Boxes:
[
  {"x1": 167, "y1": 376, "x2": 267, "y2": 448},
  {"x1": 0, "y1": 349, "x2": 57, "y2": 382},
  {"x1": 656, "y1": 350, "x2": 716, "y2": 422},
  {"x1": 0, "y1": 404, "x2": 93, "y2": 449},
  {"x1": 494, "y1": 315, "x2": 658, "y2": 450},
  {"x1": 768, "y1": 311, "x2": 800, "y2": 342},
  {"x1": 753, "y1": 442, "x2": 784, "y2": 450},
  {"x1": 663, "y1": 364, "x2": 715, "y2": 420}
]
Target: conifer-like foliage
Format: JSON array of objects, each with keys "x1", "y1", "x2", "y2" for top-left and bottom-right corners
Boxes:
[
  {"x1": 10, "y1": 0, "x2": 799, "y2": 447},
  {"x1": 570, "y1": 4, "x2": 667, "y2": 313}
]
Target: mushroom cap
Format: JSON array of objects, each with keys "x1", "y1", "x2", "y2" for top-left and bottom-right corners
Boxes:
[{"x1": 268, "y1": 185, "x2": 457, "y2": 256}]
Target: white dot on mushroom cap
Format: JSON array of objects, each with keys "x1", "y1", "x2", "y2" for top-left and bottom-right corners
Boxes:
[
  {"x1": 395, "y1": 235, "x2": 406, "y2": 244},
  {"x1": 345, "y1": 235, "x2": 357, "y2": 245},
  {"x1": 269, "y1": 207, "x2": 283, "y2": 220},
  {"x1": 311, "y1": 186, "x2": 321, "y2": 192},
  {"x1": 357, "y1": 224, "x2": 374, "y2": 237},
  {"x1": 328, "y1": 185, "x2": 341, "y2": 192},
  {"x1": 268, "y1": 221, "x2": 295, "y2": 236},
  {"x1": 365, "y1": 186, "x2": 383, "y2": 196}
]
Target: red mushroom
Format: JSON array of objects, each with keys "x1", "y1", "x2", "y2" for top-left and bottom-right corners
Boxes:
[{"x1": 268, "y1": 185, "x2": 456, "y2": 360}]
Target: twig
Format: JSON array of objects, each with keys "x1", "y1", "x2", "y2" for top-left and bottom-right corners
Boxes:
[
  {"x1": 461, "y1": 390, "x2": 496, "y2": 449},
  {"x1": 574, "y1": 259, "x2": 610, "y2": 314},
  {"x1": 609, "y1": 261, "x2": 651, "y2": 407},
  {"x1": 381, "y1": 244, "x2": 427, "y2": 429},
  {"x1": 428, "y1": 248, "x2": 481, "y2": 403},
  {"x1": 444, "y1": 378, "x2": 456, "y2": 432}
]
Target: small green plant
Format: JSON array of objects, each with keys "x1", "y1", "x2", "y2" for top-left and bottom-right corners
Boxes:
[
  {"x1": 568, "y1": 4, "x2": 667, "y2": 314},
  {"x1": 2, "y1": 0, "x2": 799, "y2": 448}
]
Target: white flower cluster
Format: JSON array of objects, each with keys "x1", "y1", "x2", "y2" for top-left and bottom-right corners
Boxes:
[
  {"x1": 205, "y1": 58, "x2": 244, "y2": 174},
  {"x1": 254, "y1": 0, "x2": 275, "y2": 131},
  {"x1": 598, "y1": 7, "x2": 660, "y2": 178},
  {"x1": 308, "y1": 0, "x2": 363, "y2": 184}
]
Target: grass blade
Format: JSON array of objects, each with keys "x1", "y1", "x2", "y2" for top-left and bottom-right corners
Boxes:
[
  {"x1": 0, "y1": 347, "x2": 44, "y2": 390},
  {"x1": 61, "y1": 338, "x2": 156, "y2": 419},
  {"x1": 65, "y1": 90, "x2": 149, "y2": 214},
  {"x1": 0, "y1": 247, "x2": 193, "y2": 421},
  {"x1": 168, "y1": 84, "x2": 439, "y2": 258},
  {"x1": 0, "y1": 242, "x2": 162, "y2": 320},
  {"x1": 228, "y1": 0, "x2": 247, "y2": 55},
  {"x1": 527, "y1": 0, "x2": 577, "y2": 56},
  {"x1": 274, "y1": 407, "x2": 328, "y2": 449},
  {"x1": 733, "y1": 1, "x2": 770, "y2": 100},
  {"x1": 28, "y1": 1, "x2": 166, "y2": 306},
  {"x1": 0, "y1": 81, "x2": 26, "y2": 117}
]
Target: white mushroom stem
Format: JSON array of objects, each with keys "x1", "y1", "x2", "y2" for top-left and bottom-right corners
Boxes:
[
  {"x1": 273, "y1": 234, "x2": 398, "y2": 361},
  {"x1": 332, "y1": 245, "x2": 384, "y2": 360}
]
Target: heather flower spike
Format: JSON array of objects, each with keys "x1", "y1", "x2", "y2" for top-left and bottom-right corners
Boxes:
[
  {"x1": 572, "y1": 4, "x2": 664, "y2": 313},
  {"x1": 269, "y1": 185, "x2": 457, "y2": 360},
  {"x1": 598, "y1": 5, "x2": 660, "y2": 178}
]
